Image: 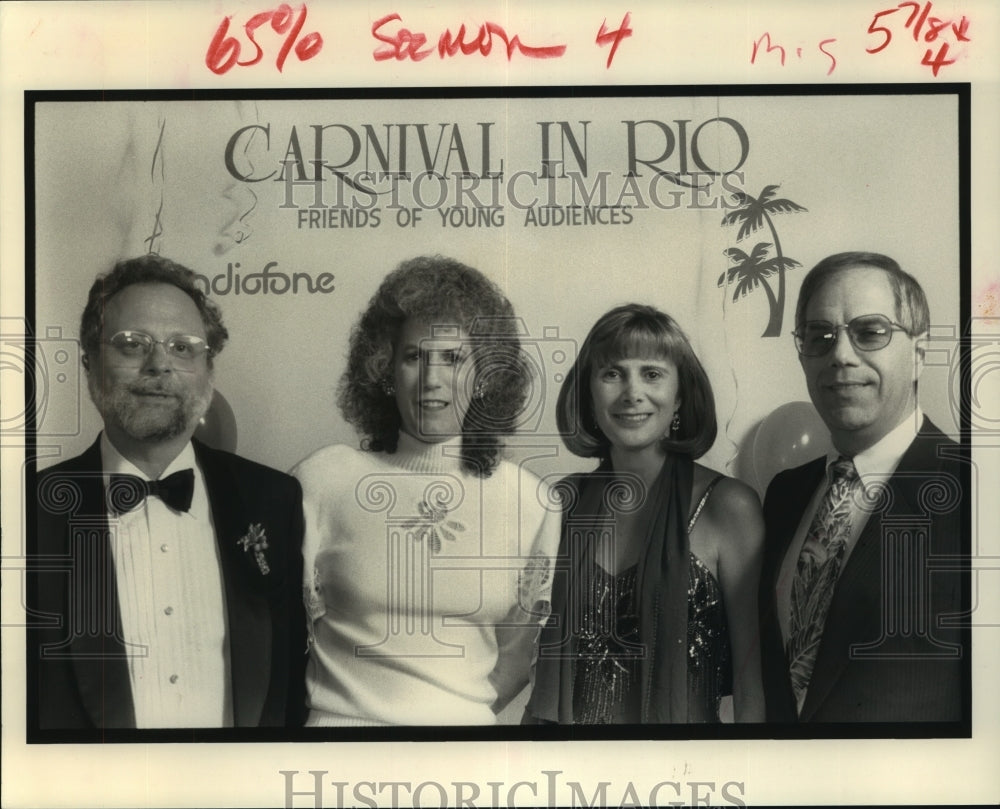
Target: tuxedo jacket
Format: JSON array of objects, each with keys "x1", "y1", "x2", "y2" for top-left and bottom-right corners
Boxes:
[
  {"x1": 28, "y1": 436, "x2": 307, "y2": 731},
  {"x1": 758, "y1": 418, "x2": 967, "y2": 723}
]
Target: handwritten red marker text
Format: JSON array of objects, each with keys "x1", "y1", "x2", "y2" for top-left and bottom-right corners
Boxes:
[
  {"x1": 206, "y1": 6, "x2": 637, "y2": 73},
  {"x1": 206, "y1": 3, "x2": 323, "y2": 74},
  {"x1": 750, "y1": 32, "x2": 838, "y2": 75},
  {"x1": 866, "y1": 1, "x2": 971, "y2": 76},
  {"x1": 371, "y1": 13, "x2": 566, "y2": 62}
]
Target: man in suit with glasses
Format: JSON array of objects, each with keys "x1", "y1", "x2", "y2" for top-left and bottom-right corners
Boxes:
[
  {"x1": 758, "y1": 251, "x2": 966, "y2": 723},
  {"x1": 30, "y1": 254, "x2": 306, "y2": 731}
]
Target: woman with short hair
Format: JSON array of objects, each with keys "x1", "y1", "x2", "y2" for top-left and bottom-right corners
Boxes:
[{"x1": 525, "y1": 303, "x2": 765, "y2": 723}]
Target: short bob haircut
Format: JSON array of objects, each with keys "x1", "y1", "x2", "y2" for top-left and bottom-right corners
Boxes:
[
  {"x1": 557, "y1": 303, "x2": 717, "y2": 460},
  {"x1": 337, "y1": 255, "x2": 530, "y2": 477},
  {"x1": 80, "y1": 253, "x2": 228, "y2": 367},
  {"x1": 795, "y1": 251, "x2": 930, "y2": 336}
]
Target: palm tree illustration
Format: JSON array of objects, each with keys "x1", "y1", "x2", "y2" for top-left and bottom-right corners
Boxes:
[
  {"x1": 719, "y1": 185, "x2": 807, "y2": 337},
  {"x1": 718, "y1": 244, "x2": 802, "y2": 336}
]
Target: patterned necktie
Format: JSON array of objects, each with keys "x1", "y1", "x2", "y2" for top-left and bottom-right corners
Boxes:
[
  {"x1": 786, "y1": 456, "x2": 859, "y2": 713},
  {"x1": 107, "y1": 469, "x2": 195, "y2": 513}
]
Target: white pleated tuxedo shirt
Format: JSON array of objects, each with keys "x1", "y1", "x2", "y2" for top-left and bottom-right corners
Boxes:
[{"x1": 101, "y1": 434, "x2": 233, "y2": 727}]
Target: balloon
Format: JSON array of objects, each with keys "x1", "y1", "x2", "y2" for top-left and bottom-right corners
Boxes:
[
  {"x1": 195, "y1": 389, "x2": 238, "y2": 453},
  {"x1": 752, "y1": 401, "x2": 833, "y2": 494}
]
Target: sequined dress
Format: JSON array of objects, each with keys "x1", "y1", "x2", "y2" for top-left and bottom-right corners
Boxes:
[{"x1": 571, "y1": 479, "x2": 733, "y2": 723}]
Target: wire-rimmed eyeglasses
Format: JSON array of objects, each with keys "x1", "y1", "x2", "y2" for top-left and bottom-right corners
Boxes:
[
  {"x1": 793, "y1": 314, "x2": 910, "y2": 357},
  {"x1": 104, "y1": 330, "x2": 210, "y2": 364}
]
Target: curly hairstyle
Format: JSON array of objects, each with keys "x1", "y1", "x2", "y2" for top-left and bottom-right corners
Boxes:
[
  {"x1": 337, "y1": 255, "x2": 530, "y2": 477},
  {"x1": 79, "y1": 253, "x2": 228, "y2": 368},
  {"x1": 556, "y1": 303, "x2": 718, "y2": 460}
]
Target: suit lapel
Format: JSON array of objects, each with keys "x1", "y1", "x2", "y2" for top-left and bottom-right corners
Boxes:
[
  {"x1": 767, "y1": 460, "x2": 825, "y2": 594},
  {"x1": 194, "y1": 441, "x2": 272, "y2": 727},
  {"x1": 799, "y1": 508, "x2": 883, "y2": 720},
  {"x1": 62, "y1": 439, "x2": 137, "y2": 728},
  {"x1": 764, "y1": 458, "x2": 825, "y2": 719},
  {"x1": 800, "y1": 418, "x2": 940, "y2": 720}
]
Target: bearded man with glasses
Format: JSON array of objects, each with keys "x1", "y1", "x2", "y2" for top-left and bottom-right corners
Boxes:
[
  {"x1": 757, "y1": 251, "x2": 966, "y2": 724},
  {"x1": 30, "y1": 254, "x2": 307, "y2": 731}
]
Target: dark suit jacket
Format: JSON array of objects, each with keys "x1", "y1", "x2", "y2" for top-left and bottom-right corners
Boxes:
[
  {"x1": 28, "y1": 436, "x2": 307, "y2": 731},
  {"x1": 759, "y1": 417, "x2": 967, "y2": 723}
]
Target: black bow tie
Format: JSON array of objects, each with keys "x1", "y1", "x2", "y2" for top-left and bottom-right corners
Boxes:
[{"x1": 107, "y1": 469, "x2": 195, "y2": 513}]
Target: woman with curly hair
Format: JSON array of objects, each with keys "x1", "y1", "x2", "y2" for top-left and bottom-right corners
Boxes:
[
  {"x1": 292, "y1": 256, "x2": 560, "y2": 726},
  {"x1": 524, "y1": 304, "x2": 765, "y2": 724}
]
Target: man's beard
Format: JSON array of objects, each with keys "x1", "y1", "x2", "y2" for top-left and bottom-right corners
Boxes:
[{"x1": 91, "y1": 377, "x2": 213, "y2": 443}]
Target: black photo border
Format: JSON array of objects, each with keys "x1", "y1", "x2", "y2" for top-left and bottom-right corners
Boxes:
[{"x1": 23, "y1": 82, "x2": 972, "y2": 744}]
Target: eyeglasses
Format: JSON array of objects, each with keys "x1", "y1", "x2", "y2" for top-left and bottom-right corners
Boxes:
[
  {"x1": 104, "y1": 331, "x2": 210, "y2": 364},
  {"x1": 793, "y1": 314, "x2": 910, "y2": 357}
]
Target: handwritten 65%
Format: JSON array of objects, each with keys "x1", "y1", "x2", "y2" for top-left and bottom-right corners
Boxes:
[{"x1": 206, "y1": 3, "x2": 323, "y2": 74}]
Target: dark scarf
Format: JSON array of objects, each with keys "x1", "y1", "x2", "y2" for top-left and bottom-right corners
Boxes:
[{"x1": 526, "y1": 453, "x2": 693, "y2": 723}]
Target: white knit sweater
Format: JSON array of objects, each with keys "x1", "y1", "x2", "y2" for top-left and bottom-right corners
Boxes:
[{"x1": 292, "y1": 433, "x2": 560, "y2": 725}]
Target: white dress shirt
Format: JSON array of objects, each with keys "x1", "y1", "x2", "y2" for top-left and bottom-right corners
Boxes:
[
  {"x1": 101, "y1": 434, "x2": 233, "y2": 727},
  {"x1": 776, "y1": 408, "x2": 924, "y2": 644}
]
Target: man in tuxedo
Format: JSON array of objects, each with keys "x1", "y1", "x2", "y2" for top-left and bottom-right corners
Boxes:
[
  {"x1": 759, "y1": 252, "x2": 966, "y2": 723},
  {"x1": 29, "y1": 254, "x2": 307, "y2": 730}
]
